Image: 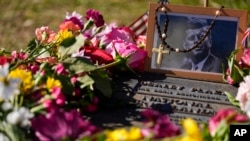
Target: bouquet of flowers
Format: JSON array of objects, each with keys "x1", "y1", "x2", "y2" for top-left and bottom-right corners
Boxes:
[
  {"x1": 0, "y1": 8, "x2": 249, "y2": 141},
  {"x1": 0, "y1": 9, "x2": 149, "y2": 140},
  {"x1": 224, "y1": 38, "x2": 250, "y2": 118}
]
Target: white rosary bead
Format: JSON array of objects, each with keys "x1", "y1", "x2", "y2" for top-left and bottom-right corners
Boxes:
[
  {"x1": 175, "y1": 48, "x2": 179, "y2": 52},
  {"x1": 161, "y1": 7, "x2": 166, "y2": 12},
  {"x1": 162, "y1": 33, "x2": 166, "y2": 38},
  {"x1": 216, "y1": 10, "x2": 220, "y2": 16}
]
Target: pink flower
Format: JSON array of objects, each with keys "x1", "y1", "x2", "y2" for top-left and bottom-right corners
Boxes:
[
  {"x1": 236, "y1": 75, "x2": 250, "y2": 112},
  {"x1": 31, "y1": 109, "x2": 99, "y2": 141},
  {"x1": 141, "y1": 109, "x2": 180, "y2": 139},
  {"x1": 209, "y1": 108, "x2": 249, "y2": 136},
  {"x1": 225, "y1": 68, "x2": 235, "y2": 85},
  {"x1": 51, "y1": 87, "x2": 66, "y2": 106},
  {"x1": 27, "y1": 64, "x2": 40, "y2": 74},
  {"x1": 65, "y1": 11, "x2": 84, "y2": 30},
  {"x1": 11, "y1": 51, "x2": 28, "y2": 60},
  {"x1": 99, "y1": 25, "x2": 134, "y2": 46},
  {"x1": 53, "y1": 63, "x2": 68, "y2": 75},
  {"x1": 43, "y1": 99, "x2": 55, "y2": 112},
  {"x1": 35, "y1": 26, "x2": 56, "y2": 44},
  {"x1": 136, "y1": 35, "x2": 147, "y2": 49},
  {"x1": 239, "y1": 48, "x2": 250, "y2": 68},
  {"x1": 85, "y1": 9, "x2": 104, "y2": 27},
  {"x1": 105, "y1": 40, "x2": 147, "y2": 71},
  {"x1": 71, "y1": 76, "x2": 78, "y2": 84}
]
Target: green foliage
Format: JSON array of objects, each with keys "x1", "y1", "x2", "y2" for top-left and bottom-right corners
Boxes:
[
  {"x1": 90, "y1": 70, "x2": 112, "y2": 98},
  {"x1": 58, "y1": 35, "x2": 85, "y2": 57},
  {"x1": 77, "y1": 75, "x2": 95, "y2": 89},
  {"x1": 63, "y1": 57, "x2": 97, "y2": 73},
  {"x1": 224, "y1": 91, "x2": 240, "y2": 108}
]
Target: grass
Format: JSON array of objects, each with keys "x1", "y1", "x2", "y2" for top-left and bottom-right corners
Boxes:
[{"x1": 0, "y1": 0, "x2": 249, "y2": 51}]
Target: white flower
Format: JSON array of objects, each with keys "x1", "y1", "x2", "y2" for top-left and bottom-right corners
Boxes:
[
  {"x1": 236, "y1": 75, "x2": 250, "y2": 113},
  {"x1": 0, "y1": 64, "x2": 9, "y2": 78},
  {"x1": 244, "y1": 101, "x2": 250, "y2": 117},
  {"x1": 0, "y1": 78, "x2": 21, "y2": 100},
  {"x1": 6, "y1": 107, "x2": 34, "y2": 127},
  {"x1": 1, "y1": 102, "x2": 13, "y2": 111},
  {"x1": 0, "y1": 132, "x2": 9, "y2": 141},
  {"x1": 0, "y1": 63, "x2": 21, "y2": 100},
  {"x1": 66, "y1": 11, "x2": 83, "y2": 22},
  {"x1": 6, "y1": 110, "x2": 21, "y2": 125}
]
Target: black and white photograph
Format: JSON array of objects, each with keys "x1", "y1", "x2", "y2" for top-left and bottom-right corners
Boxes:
[
  {"x1": 151, "y1": 13, "x2": 238, "y2": 74},
  {"x1": 145, "y1": 3, "x2": 248, "y2": 82}
]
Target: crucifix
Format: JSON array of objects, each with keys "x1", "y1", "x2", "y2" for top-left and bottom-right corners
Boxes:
[
  {"x1": 152, "y1": 0, "x2": 210, "y2": 67},
  {"x1": 204, "y1": 0, "x2": 208, "y2": 7},
  {"x1": 152, "y1": 44, "x2": 170, "y2": 66}
]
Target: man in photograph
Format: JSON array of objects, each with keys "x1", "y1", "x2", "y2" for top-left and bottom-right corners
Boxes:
[{"x1": 180, "y1": 17, "x2": 223, "y2": 73}]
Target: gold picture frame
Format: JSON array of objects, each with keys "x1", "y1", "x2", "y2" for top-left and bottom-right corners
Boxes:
[{"x1": 145, "y1": 3, "x2": 248, "y2": 83}]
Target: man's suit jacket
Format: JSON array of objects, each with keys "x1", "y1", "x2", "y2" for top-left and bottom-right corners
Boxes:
[{"x1": 181, "y1": 54, "x2": 223, "y2": 73}]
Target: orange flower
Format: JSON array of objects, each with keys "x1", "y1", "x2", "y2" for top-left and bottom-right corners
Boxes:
[{"x1": 59, "y1": 21, "x2": 81, "y2": 33}]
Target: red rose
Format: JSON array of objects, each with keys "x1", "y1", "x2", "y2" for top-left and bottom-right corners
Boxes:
[{"x1": 84, "y1": 45, "x2": 114, "y2": 65}]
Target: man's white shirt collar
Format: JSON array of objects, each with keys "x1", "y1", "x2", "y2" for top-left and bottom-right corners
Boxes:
[{"x1": 191, "y1": 55, "x2": 209, "y2": 71}]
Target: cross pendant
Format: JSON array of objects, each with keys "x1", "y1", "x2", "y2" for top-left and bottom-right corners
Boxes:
[{"x1": 152, "y1": 44, "x2": 170, "y2": 66}]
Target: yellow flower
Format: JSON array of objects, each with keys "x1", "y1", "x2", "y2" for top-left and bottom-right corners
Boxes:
[
  {"x1": 55, "y1": 30, "x2": 74, "y2": 46},
  {"x1": 127, "y1": 127, "x2": 142, "y2": 140},
  {"x1": 8, "y1": 68, "x2": 34, "y2": 92},
  {"x1": 105, "y1": 127, "x2": 142, "y2": 141},
  {"x1": 46, "y1": 77, "x2": 61, "y2": 90},
  {"x1": 179, "y1": 118, "x2": 203, "y2": 141}
]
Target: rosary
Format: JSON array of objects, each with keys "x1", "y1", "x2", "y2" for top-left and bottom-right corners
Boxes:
[{"x1": 153, "y1": 1, "x2": 224, "y2": 66}]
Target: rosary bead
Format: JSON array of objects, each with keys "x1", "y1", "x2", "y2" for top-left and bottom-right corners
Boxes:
[
  {"x1": 154, "y1": 3, "x2": 222, "y2": 54},
  {"x1": 175, "y1": 48, "x2": 179, "y2": 52},
  {"x1": 161, "y1": 33, "x2": 166, "y2": 38},
  {"x1": 216, "y1": 10, "x2": 220, "y2": 16},
  {"x1": 161, "y1": 7, "x2": 166, "y2": 12}
]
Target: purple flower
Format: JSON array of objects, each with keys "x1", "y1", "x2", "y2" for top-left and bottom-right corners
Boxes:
[
  {"x1": 141, "y1": 108, "x2": 162, "y2": 123},
  {"x1": 65, "y1": 11, "x2": 84, "y2": 30},
  {"x1": 85, "y1": 9, "x2": 104, "y2": 27},
  {"x1": 152, "y1": 116, "x2": 181, "y2": 138},
  {"x1": 141, "y1": 109, "x2": 181, "y2": 139},
  {"x1": 31, "y1": 109, "x2": 99, "y2": 141}
]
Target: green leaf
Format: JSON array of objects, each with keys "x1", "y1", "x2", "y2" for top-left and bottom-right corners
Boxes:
[
  {"x1": 64, "y1": 57, "x2": 97, "y2": 73},
  {"x1": 77, "y1": 75, "x2": 95, "y2": 89},
  {"x1": 58, "y1": 34, "x2": 86, "y2": 57},
  {"x1": 213, "y1": 120, "x2": 230, "y2": 141},
  {"x1": 55, "y1": 75, "x2": 74, "y2": 95},
  {"x1": 226, "y1": 49, "x2": 244, "y2": 83},
  {"x1": 0, "y1": 122, "x2": 25, "y2": 141},
  {"x1": 90, "y1": 70, "x2": 112, "y2": 97},
  {"x1": 224, "y1": 91, "x2": 240, "y2": 107},
  {"x1": 60, "y1": 36, "x2": 76, "y2": 47},
  {"x1": 231, "y1": 64, "x2": 244, "y2": 83}
]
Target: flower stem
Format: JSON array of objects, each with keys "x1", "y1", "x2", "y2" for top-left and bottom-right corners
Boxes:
[
  {"x1": 96, "y1": 58, "x2": 123, "y2": 70},
  {"x1": 30, "y1": 104, "x2": 45, "y2": 113}
]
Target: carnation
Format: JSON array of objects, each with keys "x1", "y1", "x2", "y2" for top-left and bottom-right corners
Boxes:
[{"x1": 236, "y1": 75, "x2": 250, "y2": 113}]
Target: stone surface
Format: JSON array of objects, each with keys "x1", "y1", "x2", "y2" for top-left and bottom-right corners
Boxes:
[{"x1": 87, "y1": 72, "x2": 238, "y2": 128}]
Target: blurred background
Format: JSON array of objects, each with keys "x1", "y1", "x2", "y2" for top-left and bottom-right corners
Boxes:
[{"x1": 0, "y1": 0, "x2": 249, "y2": 51}]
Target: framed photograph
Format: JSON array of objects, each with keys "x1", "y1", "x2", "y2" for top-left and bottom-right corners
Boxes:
[{"x1": 145, "y1": 3, "x2": 248, "y2": 83}]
